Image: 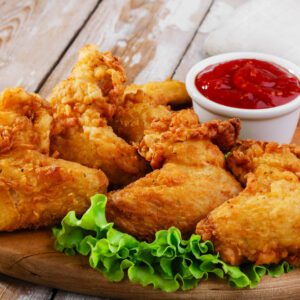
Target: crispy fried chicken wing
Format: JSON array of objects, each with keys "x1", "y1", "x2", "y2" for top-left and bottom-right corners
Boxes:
[
  {"x1": 107, "y1": 110, "x2": 242, "y2": 241},
  {"x1": 50, "y1": 45, "x2": 148, "y2": 187},
  {"x1": 0, "y1": 149, "x2": 107, "y2": 231},
  {"x1": 0, "y1": 88, "x2": 108, "y2": 231},
  {"x1": 111, "y1": 80, "x2": 191, "y2": 144},
  {"x1": 196, "y1": 140, "x2": 300, "y2": 266}
]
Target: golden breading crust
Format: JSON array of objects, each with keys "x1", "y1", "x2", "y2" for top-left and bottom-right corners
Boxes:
[
  {"x1": 51, "y1": 126, "x2": 149, "y2": 187},
  {"x1": 111, "y1": 80, "x2": 191, "y2": 144},
  {"x1": 196, "y1": 140, "x2": 300, "y2": 266},
  {"x1": 227, "y1": 140, "x2": 300, "y2": 185},
  {"x1": 50, "y1": 79, "x2": 113, "y2": 135},
  {"x1": 0, "y1": 149, "x2": 108, "y2": 231},
  {"x1": 0, "y1": 87, "x2": 108, "y2": 231},
  {"x1": 71, "y1": 44, "x2": 126, "y2": 107},
  {"x1": 0, "y1": 88, "x2": 52, "y2": 154},
  {"x1": 139, "y1": 109, "x2": 240, "y2": 169},
  {"x1": 111, "y1": 89, "x2": 171, "y2": 144},
  {"x1": 50, "y1": 45, "x2": 148, "y2": 187},
  {"x1": 51, "y1": 44, "x2": 127, "y2": 132},
  {"x1": 107, "y1": 110, "x2": 242, "y2": 241},
  {"x1": 122, "y1": 80, "x2": 191, "y2": 106}
]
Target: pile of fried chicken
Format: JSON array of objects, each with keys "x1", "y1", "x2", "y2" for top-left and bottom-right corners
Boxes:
[{"x1": 0, "y1": 45, "x2": 299, "y2": 268}]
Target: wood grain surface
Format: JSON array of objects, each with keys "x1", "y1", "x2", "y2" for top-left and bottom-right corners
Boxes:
[
  {"x1": 0, "y1": 0, "x2": 99, "y2": 92},
  {"x1": 0, "y1": 274, "x2": 52, "y2": 299},
  {"x1": 39, "y1": 0, "x2": 213, "y2": 96},
  {"x1": 54, "y1": 291, "x2": 100, "y2": 300},
  {"x1": 0, "y1": 230, "x2": 299, "y2": 300}
]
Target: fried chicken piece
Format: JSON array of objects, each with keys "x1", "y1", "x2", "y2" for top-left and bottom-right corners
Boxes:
[
  {"x1": 0, "y1": 88, "x2": 52, "y2": 154},
  {"x1": 0, "y1": 88, "x2": 108, "y2": 231},
  {"x1": 123, "y1": 80, "x2": 191, "y2": 106},
  {"x1": 111, "y1": 80, "x2": 191, "y2": 144},
  {"x1": 196, "y1": 140, "x2": 300, "y2": 266},
  {"x1": 0, "y1": 149, "x2": 107, "y2": 231},
  {"x1": 107, "y1": 110, "x2": 242, "y2": 241},
  {"x1": 111, "y1": 89, "x2": 172, "y2": 144},
  {"x1": 70, "y1": 44, "x2": 126, "y2": 108},
  {"x1": 50, "y1": 45, "x2": 148, "y2": 187}
]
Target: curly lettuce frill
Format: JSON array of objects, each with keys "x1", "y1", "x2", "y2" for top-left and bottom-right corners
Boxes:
[{"x1": 53, "y1": 194, "x2": 292, "y2": 292}]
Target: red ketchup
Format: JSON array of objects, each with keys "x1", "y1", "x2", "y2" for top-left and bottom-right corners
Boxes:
[{"x1": 195, "y1": 59, "x2": 300, "y2": 109}]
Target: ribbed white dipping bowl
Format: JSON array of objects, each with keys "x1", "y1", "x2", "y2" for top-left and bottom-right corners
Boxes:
[{"x1": 186, "y1": 52, "x2": 300, "y2": 144}]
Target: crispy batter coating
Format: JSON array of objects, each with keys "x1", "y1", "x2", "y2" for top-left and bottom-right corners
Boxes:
[
  {"x1": 227, "y1": 140, "x2": 300, "y2": 186},
  {"x1": 123, "y1": 80, "x2": 191, "y2": 106},
  {"x1": 111, "y1": 80, "x2": 191, "y2": 144},
  {"x1": 50, "y1": 45, "x2": 148, "y2": 187},
  {"x1": 50, "y1": 79, "x2": 115, "y2": 135},
  {"x1": 111, "y1": 89, "x2": 171, "y2": 144},
  {"x1": 70, "y1": 44, "x2": 126, "y2": 107},
  {"x1": 107, "y1": 110, "x2": 242, "y2": 241},
  {"x1": 196, "y1": 140, "x2": 300, "y2": 266},
  {"x1": 139, "y1": 109, "x2": 240, "y2": 168},
  {"x1": 0, "y1": 149, "x2": 107, "y2": 231},
  {"x1": 0, "y1": 88, "x2": 52, "y2": 154},
  {"x1": 51, "y1": 125, "x2": 148, "y2": 187},
  {"x1": 50, "y1": 44, "x2": 126, "y2": 127},
  {"x1": 0, "y1": 88, "x2": 108, "y2": 231}
]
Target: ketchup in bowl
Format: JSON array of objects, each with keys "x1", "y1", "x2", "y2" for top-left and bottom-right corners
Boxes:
[{"x1": 195, "y1": 59, "x2": 300, "y2": 109}]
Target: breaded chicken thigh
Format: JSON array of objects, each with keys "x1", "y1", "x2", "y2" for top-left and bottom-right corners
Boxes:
[
  {"x1": 50, "y1": 45, "x2": 148, "y2": 187},
  {"x1": 196, "y1": 140, "x2": 300, "y2": 266},
  {"x1": 107, "y1": 110, "x2": 242, "y2": 241},
  {"x1": 0, "y1": 88, "x2": 108, "y2": 231}
]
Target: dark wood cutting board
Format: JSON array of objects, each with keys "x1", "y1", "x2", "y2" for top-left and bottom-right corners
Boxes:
[{"x1": 0, "y1": 127, "x2": 299, "y2": 299}]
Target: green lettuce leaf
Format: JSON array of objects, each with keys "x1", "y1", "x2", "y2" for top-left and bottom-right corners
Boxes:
[{"x1": 53, "y1": 194, "x2": 292, "y2": 292}]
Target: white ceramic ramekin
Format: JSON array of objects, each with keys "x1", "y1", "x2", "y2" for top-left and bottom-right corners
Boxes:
[{"x1": 186, "y1": 52, "x2": 300, "y2": 143}]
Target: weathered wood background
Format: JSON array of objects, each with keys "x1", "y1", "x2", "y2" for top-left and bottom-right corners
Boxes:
[{"x1": 0, "y1": 0, "x2": 298, "y2": 299}]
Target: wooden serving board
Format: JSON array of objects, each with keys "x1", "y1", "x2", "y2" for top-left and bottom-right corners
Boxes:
[
  {"x1": 0, "y1": 128, "x2": 299, "y2": 299},
  {"x1": 0, "y1": 230, "x2": 299, "y2": 300}
]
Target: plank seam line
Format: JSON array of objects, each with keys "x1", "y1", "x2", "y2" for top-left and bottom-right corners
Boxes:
[
  {"x1": 49, "y1": 288, "x2": 57, "y2": 300},
  {"x1": 171, "y1": 0, "x2": 215, "y2": 78},
  {"x1": 36, "y1": 0, "x2": 103, "y2": 93}
]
